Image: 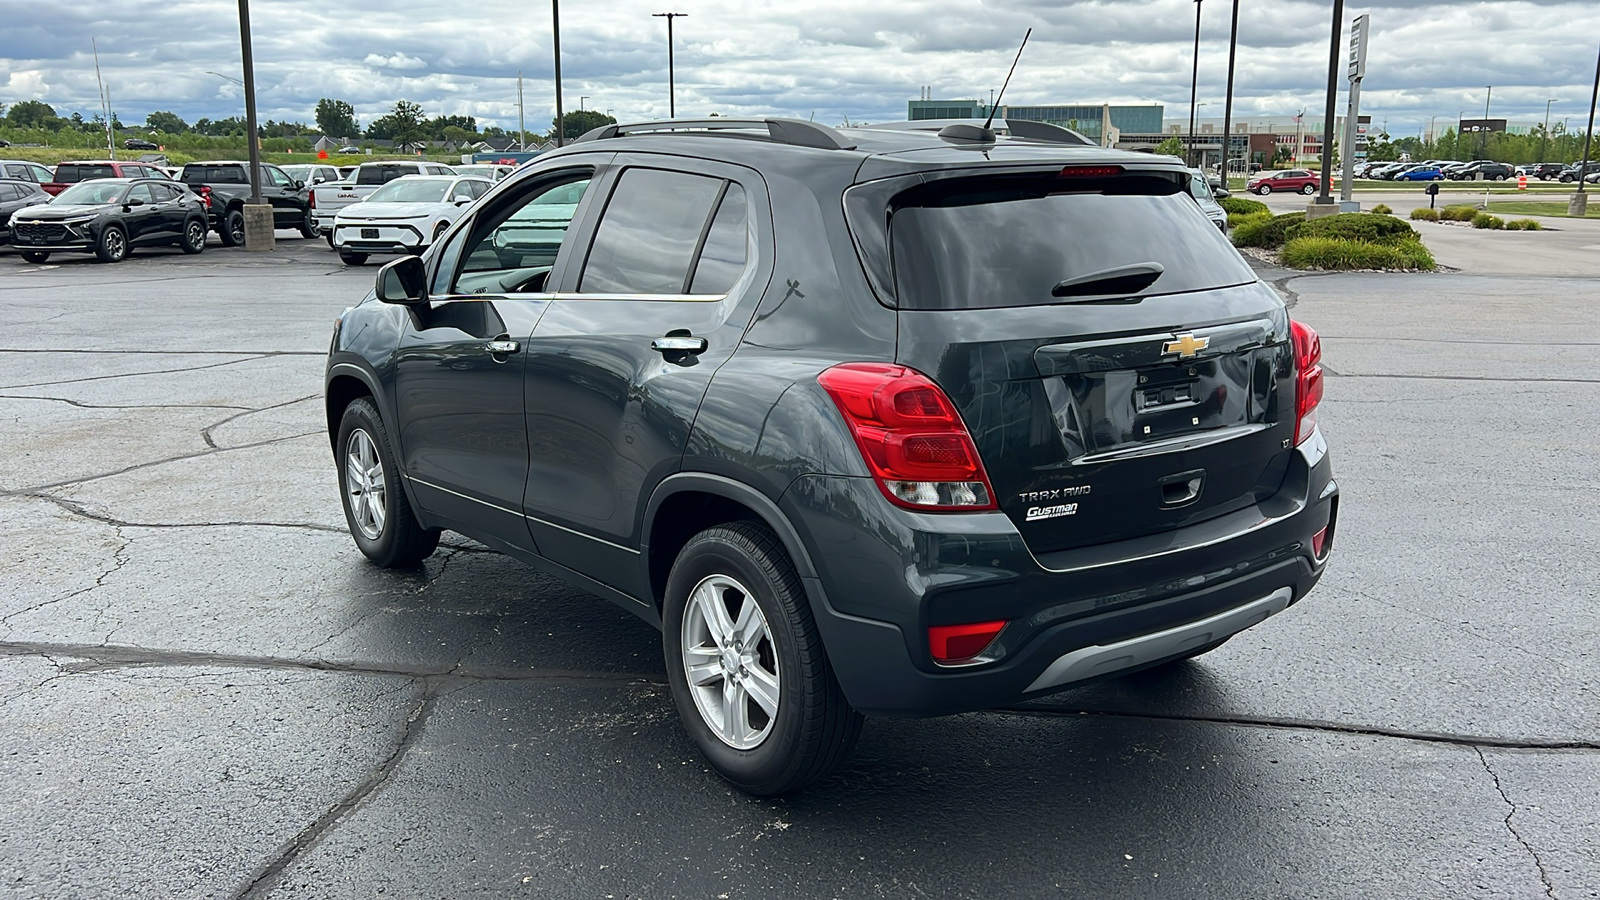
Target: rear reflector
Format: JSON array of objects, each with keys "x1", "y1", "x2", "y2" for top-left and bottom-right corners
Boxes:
[
  {"x1": 818, "y1": 363, "x2": 996, "y2": 511},
  {"x1": 1059, "y1": 165, "x2": 1125, "y2": 178},
  {"x1": 1311, "y1": 526, "x2": 1330, "y2": 560},
  {"x1": 929, "y1": 620, "x2": 1007, "y2": 663},
  {"x1": 1290, "y1": 320, "x2": 1323, "y2": 445}
]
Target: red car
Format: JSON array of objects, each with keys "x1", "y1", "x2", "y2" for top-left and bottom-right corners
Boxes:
[
  {"x1": 41, "y1": 160, "x2": 169, "y2": 196},
  {"x1": 1247, "y1": 169, "x2": 1328, "y2": 196}
]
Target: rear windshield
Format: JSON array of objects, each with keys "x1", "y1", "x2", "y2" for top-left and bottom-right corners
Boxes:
[
  {"x1": 889, "y1": 172, "x2": 1255, "y2": 310},
  {"x1": 356, "y1": 165, "x2": 416, "y2": 185},
  {"x1": 180, "y1": 165, "x2": 247, "y2": 184},
  {"x1": 367, "y1": 179, "x2": 449, "y2": 203},
  {"x1": 54, "y1": 165, "x2": 115, "y2": 184}
]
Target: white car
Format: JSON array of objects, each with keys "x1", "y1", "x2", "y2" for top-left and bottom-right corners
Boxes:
[
  {"x1": 453, "y1": 164, "x2": 517, "y2": 182},
  {"x1": 331, "y1": 174, "x2": 491, "y2": 265}
]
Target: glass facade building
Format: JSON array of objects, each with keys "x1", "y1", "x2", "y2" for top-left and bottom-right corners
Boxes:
[{"x1": 908, "y1": 100, "x2": 1164, "y2": 144}]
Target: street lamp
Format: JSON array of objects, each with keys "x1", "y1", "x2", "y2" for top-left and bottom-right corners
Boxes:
[
  {"x1": 233, "y1": 0, "x2": 270, "y2": 250},
  {"x1": 653, "y1": 12, "x2": 688, "y2": 118},
  {"x1": 1576, "y1": 41, "x2": 1599, "y2": 206},
  {"x1": 580, "y1": 96, "x2": 589, "y2": 112},
  {"x1": 1219, "y1": 0, "x2": 1241, "y2": 178},
  {"x1": 206, "y1": 70, "x2": 244, "y2": 87},
  {"x1": 1186, "y1": 0, "x2": 1203, "y2": 168},
  {"x1": 552, "y1": 0, "x2": 565, "y2": 146},
  {"x1": 1316, "y1": 0, "x2": 1345, "y2": 205},
  {"x1": 1480, "y1": 85, "x2": 1492, "y2": 158},
  {"x1": 1541, "y1": 99, "x2": 1559, "y2": 163}
]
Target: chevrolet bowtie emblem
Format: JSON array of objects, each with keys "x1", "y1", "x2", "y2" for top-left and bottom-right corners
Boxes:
[{"x1": 1163, "y1": 333, "x2": 1209, "y2": 358}]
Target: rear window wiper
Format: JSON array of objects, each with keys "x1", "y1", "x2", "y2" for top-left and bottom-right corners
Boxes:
[{"x1": 1051, "y1": 262, "x2": 1165, "y2": 299}]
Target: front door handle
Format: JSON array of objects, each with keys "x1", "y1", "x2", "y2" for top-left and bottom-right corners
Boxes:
[
  {"x1": 651, "y1": 335, "x2": 707, "y2": 354},
  {"x1": 485, "y1": 340, "x2": 519, "y2": 354}
]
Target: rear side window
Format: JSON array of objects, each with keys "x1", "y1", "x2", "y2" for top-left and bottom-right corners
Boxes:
[
  {"x1": 888, "y1": 172, "x2": 1255, "y2": 310},
  {"x1": 180, "y1": 165, "x2": 247, "y2": 184},
  {"x1": 688, "y1": 183, "x2": 749, "y2": 294},
  {"x1": 579, "y1": 168, "x2": 725, "y2": 295},
  {"x1": 56, "y1": 165, "x2": 116, "y2": 183}
]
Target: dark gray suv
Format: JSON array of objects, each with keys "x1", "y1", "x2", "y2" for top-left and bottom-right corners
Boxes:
[{"x1": 324, "y1": 118, "x2": 1338, "y2": 794}]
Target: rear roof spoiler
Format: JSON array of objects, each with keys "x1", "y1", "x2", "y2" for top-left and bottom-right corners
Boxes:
[{"x1": 573, "y1": 117, "x2": 857, "y2": 151}]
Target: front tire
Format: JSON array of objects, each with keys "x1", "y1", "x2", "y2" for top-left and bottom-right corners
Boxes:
[
  {"x1": 219, "y1": 208, "x2": 245, "y2": 247},
  {"x1": 335, "y1": 398, "x2": 440, "y2": 567},
  {"x1": 432, "y1": 221, "x2": 450, "y2": 244},
  {"x1": 94, "y1": 225, "x2": 127, "y2": 263},
  {"x1": 1300, "y1": 183, "x2": 1316, "y2": 195},
  {"x1": 663, "y1": 522, "x2": 862, "y2": 796},
  {"x1": 181, "y1": 218, "x2": 207, "y2": 254},
  {"x1": 1257, "y1": 184, "x2": 1272, "y2": 195},
  {"x1": 339, "y1": 250, "x2": 369, "y2": 266},
  {"x1": 20, "y1": 250, "x2": 50, "y2": 263}
]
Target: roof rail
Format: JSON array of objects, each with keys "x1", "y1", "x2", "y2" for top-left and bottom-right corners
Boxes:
[
  {"x1": 572, "y1": 117, "x2": 857, "y2": 151},
  {"x1": 857, "y1": 119, "x2": 1096, "y2": 147}
]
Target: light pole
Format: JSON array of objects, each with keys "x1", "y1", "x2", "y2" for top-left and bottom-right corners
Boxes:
[
  {"x1": 1220, "y1": 0, "x2": 1241, "y2": 178},
  {"x1": 1428, "y1": 115, "x2": 1437, "y2": 149},
  {"x1": 1575, "y1": 41, "x2": 1599, "y2": 213},
  {"x1": 1186, "y1": 0, "x2": 1203, "y2": 168},
  {"x1": 1315, "y1": 0, "x2": 1344, "y2": 207},
  {"x1": 1541, "y1": 99, "x2": 1559, "y2": 163},
  {"x1": 580, "y1": 96, "x2": 589, "y2": 112},
  {"x1": 206, "y1": 70, "x2": 244, "y2": 86},
  {"x1": 653, "y1": 12, "x2": 688, "y2": 118},
  {"x1": 235, "y1": 0, "x2": 271, "y2": 250},
  {"x1": 552, "y1": 0, "x2": 565, "y2": 146},
  {"x1": 1479, "y1": 85, "x2": 1492, "y2": 158}
]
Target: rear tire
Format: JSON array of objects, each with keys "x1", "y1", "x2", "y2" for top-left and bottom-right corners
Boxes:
[
  {"x1": 94, "y1": 225, "x2": 127, "y2": 263},
  {"x1": 1300, "y1": 183, "x2": 1316, "y2": 195},
  {"x1": 663, "y1": 521, "x2": 862, "y2": 796},
  {"x1": 20, "y1": 251, "x2": 49, "y2": 263},
  {"x1": 219, "y1": 208, "x2": 245, "y2": 247},
  {"x1": 339, "y1": 250, "x2": 369, "y2": 266},
  {"x1": 335, "y1": 398, "x2": 440, "y2": 568},
  {"x1": 181, "y1": 218, "x2": 207, "y2": 254},
  {"x1": 324, "y1": 230, "x2": 335, "y2": 248},
  {"x1": 299, "y1": 207, "x2": 318, "y2": 239},
  {"x1": 1257, "y1": 184, "x2": 1272, "y2": 195}
]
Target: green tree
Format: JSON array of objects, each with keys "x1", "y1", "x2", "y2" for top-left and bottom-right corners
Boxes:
[
  {"x1": 550, "y1": 109, "x2": 616, "y2": 142},
  {"x1": 1154, "y1": 135, "x2": 1185, "y2": 157},
  {"x1": 6, "y1": 100, "x2": 60, "y2": 129},
  {"x1": 442, "y1": 125, "x2": 471, "y2": 145},
  {"x1": 366, "y1": 100, "x2": 428, "y2": 146},
  {"x1": 315, "y1": 98, "x2": 359, "y2": 138},
  {"x1": 427, "y1": 114, "x2": 477, "y2": 139},
  {"x1": 144, "y1": 110, "x2": 188, "y2": 133}
]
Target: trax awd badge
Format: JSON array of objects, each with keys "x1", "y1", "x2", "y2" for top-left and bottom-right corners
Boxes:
[
  {"x1": 1163, "y1": 332, "x2": 1210, "y2": 359},
  {"x1": 1020, "y1": 484, "x2": 1091, "y2": 522}
]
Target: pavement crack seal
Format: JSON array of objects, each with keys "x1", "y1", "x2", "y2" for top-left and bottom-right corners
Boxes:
[
  {"x1": 0, "y1": 431, "x2": 324, "y2": 498},
  {"x1": 1476, "y1": 747, "x2": 1558, "y2": 899},
  {"x1": 201, "y1": 394, "x2": 322, "y2": 450},
  {"x1": 0, "y1": 394, "x2": 255, "y2": 411},
  {"x1": 233, "y1": 680, "x2": 439, "y2": 900},
  {"x1": 0, "y1": 353, "x2": 273, "y2": 391},
  {"x1": 993, "y1": 707, "x2": 1600, "y2": 752},
  {"x1": 0, "y1": 524, "x2": 132, "y2": 636},
  {"x1": 21, "y1": 491, "x2": 344, "y2": 535}
]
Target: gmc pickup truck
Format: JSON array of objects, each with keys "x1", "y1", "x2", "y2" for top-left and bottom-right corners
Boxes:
[
  {"x1": 177, "y1": 161, "x2": 316, "y2": 246},
  {"x1": 310, "y1": 161, "x2": 457, "y2": 244}
]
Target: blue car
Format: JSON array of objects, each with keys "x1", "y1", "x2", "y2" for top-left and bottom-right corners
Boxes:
[{"x1": 1395, "y1": 165, "x2": 1444, "y2": 182}]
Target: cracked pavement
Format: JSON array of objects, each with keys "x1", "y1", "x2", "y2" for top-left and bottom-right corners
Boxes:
[{"x1": 0, "y1": 241, "x2": 1596, "y2": 898}]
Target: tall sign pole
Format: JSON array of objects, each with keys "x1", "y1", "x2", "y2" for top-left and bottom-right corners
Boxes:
[
  {"x1": 1314, "y1": 0, "x2": 1345, "y2": 212},
  {"x1": 237, "y1": 0, "x2": 272, "y2": 250},
  {"x1": 1572, "y1": 41, "x2": 1599, "y2": 216},
  {"x1": 1340, "y1": 14, "x2": 1368, "y2": 206}
]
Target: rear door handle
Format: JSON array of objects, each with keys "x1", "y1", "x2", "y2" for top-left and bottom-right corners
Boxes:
[
  {"x1": 486, "y1": 340, "x2": 519, "y2": 354},
  {"x1": 651, "y1": 336, "x2": 707, "y2": 354}
]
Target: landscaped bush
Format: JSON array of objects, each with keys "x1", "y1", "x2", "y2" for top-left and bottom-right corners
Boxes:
[
  {"x1": 1280, "y1": 236, "x2": 1436, "y2": 271},
  {"x1": 1371, "y1": 203, "x2": 1393, "y2": 215},
  {"x1": 1285, "y1": 212, "x2": 1420, "y2": 245},
  {"x1": 1440, "y1": 205, "x2": 1480, "y2": 222},
  {"x1": 1219, "y1": 195, "x2": 1270, "y2": 217},
  {"x1": 1471, "y1": 212, "x2": 1505, "y2": 230},
  {"x1": 1232, "y1": 212, "x2": 1305, "y2": 249},
  {"x1": 1411, "y1": 208, "x2": 1441, "y2": 221},
  {"x1": 1227, "y1": 210, "x2": 1272, "y2": 229},
  {"x1": 1505, "y1": 218, "x2": 1544, "y2": 231}
]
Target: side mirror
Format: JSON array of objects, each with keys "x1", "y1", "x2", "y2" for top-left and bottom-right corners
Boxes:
[
  {"x1": 1215, "y1": 188, "x2": 1231, "y2": 199},
  {"x1": 376, "y1": 256, "x2": 428, "y2": 305},
  {"x1": 454, "y1": 198, "x2": 471, "y2": 206},
  {"x1": 125, "y1": 198, "x2": 145, "y2": 207},
  {"x1": 293, "y1": 180, "x2": 306, "y2": 190}
]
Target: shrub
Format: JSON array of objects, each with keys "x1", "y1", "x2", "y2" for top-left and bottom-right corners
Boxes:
[
  {"x1": 1440, "y1": 205, "x2": 1480, "y2": 222},
  {"x1": 1219, "y1": 195, "x2": 1270, "y2": 217},
  {"x1": 1505, "y1": 218, "x2": 1543, "y2": 231},
  {"x1": 1280, "y1": 236, "x2": 1436, "y2": 271},
  {"x1": 1410, "y1": 208, "x2": 1441, "y2": 221},
  {"x1": 1232, "y1": 212, "x2": 1305, "y2": 249},
  {"x1": 1227, "y1": 210, "x2": 1271, "y2": 229},
  {"x1": 1285, "y1": 212, "x2": 1419, "y2": 245},
  {"x1": 1471, "y1": 212, "x2": 1505, "y2": 230},
  {"x1": 1371, "y1": 203, "x2": 1393, "y2": 215}
]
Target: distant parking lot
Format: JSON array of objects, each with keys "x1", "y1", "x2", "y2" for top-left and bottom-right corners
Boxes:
[{"x1": 1, "y1": 239, "x2": 1596, "y2": 897}]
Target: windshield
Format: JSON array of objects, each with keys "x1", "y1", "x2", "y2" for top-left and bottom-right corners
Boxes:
[
  {"x1": 889, "y1": 172, "x2": 1255, "y2": 310},
  {"x1": 54, "y1": 181, "x2": 128, "y2": 205},
  {"x1": 1187, "y1": 173, "x2": 1216, "y2": 202},
  {"x1": 366, "y1": 179, "x2": 450, "y2": 203}
]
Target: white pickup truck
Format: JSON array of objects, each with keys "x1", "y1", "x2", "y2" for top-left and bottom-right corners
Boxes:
[{"x1": 311, "y1": 161, "x2": 458, "y2": 243}]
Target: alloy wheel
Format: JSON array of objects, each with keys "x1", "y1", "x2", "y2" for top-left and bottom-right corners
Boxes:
[
  {"x1": 344, "y1": 428, "x2": 387, "y2": 540},
  {"x1": 104, "y1": 229, "x2": 125, "y2": 260},
  {"x1": 186, "y1": 221, "x2": 205, "y2": 249},
  {"x1": 680, "y1": 573, "x2": 780, "y2": 750}
]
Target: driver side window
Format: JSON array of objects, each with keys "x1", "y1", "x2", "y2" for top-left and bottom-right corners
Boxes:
[{"x1": 442, "y1": 174, "x2": 592, "y2": 296}]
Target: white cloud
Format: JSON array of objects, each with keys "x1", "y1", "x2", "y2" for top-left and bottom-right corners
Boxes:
[{"x1": 363, "y1": 52, "x2": 427, "y2": 70}]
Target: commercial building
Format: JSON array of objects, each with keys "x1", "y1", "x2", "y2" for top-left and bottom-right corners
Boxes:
[{"x1": 907, "y1": 99, "x2": 1163, "y2": 147}]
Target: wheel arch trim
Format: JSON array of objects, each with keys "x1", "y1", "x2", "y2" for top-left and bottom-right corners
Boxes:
[{"x1": 642, "y1": 472, "x2": 817, "y2": 581}]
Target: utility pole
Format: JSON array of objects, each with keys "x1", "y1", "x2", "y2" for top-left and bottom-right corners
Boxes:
[
  {"x1": 553, "y1": 0, "x2": 566, "y2": 146},
  {"x1": 653, "y1": 12, "x2": 687, "y2": 118},
  {"x1": 237, "y1": 0, "x2": 272, "y2": 250},
  {"x1": 1573, "y1": 41, "x2": 1599, "y2": 216},
  {"x1": 1312, "y1": 0, "x2": 1345, "y2": 213},
  {"x1": 1220, "y1": 0, "x2": 1240, "y2": 179},
  {"x1": 518, "y1": 71, "x2": 526, "y2": 150},
  {"x1": 1186, "y1": 0, "x2": 1203, "y2": 168}
]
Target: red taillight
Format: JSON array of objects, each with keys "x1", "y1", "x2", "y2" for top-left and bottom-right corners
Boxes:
[
  {"x1": 929, "y1": 620, "x2": 1007, "y2": 663},
  {"x1": 308, "y1": 189, "x2": 316, "y2": 209},
  {"x1": 199, "y1": 185, "x2": 213, "y2": 209},
  {"x1": 817, "y1": 363, "x2": 997, "y2": 511},
  {"x1": 1058, "y1": 165, "x2": 1125, "y2": 178},
  {"x1": 1290, "y1": 320, "x2": 1323, "y2": 445}
]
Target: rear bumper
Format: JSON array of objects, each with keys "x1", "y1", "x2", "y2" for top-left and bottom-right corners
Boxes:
[{"x1": 785, "y1": 429, "x2": 1337, "y2": 717}]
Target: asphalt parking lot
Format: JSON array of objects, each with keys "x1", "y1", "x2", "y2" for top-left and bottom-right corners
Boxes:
[{"x1": 1, "y1": 234, "x2": 1597, "y2": 899}]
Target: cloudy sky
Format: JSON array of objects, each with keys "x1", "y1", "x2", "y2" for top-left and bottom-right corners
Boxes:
[{"x1": 2, "y1": 0, "x2": 1597, "y2": 136}]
